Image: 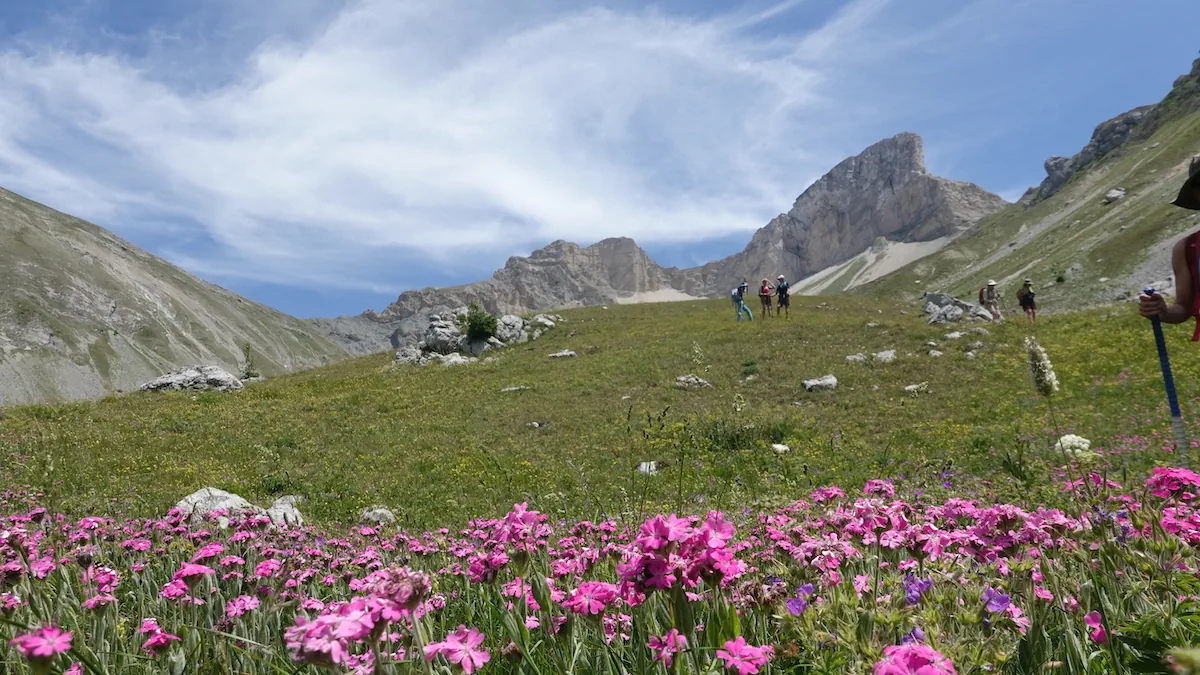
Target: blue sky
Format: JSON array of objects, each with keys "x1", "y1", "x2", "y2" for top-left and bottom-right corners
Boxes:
[{"x1": 1, "y1": 0, "x2": 1198, "y2": 318}]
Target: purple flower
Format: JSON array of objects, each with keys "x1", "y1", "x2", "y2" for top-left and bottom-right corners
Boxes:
[
  {"x1": 982, "y1": 587, "x2": 1011, "y2": 613},
  {"x1": 797, "y1": 584, "x2": 815, "y2": 597},
  {"x1": 901, "y1": 626, "x2": 926, "y2": 645},
  {"x1": 903, "y1": 574, "x2": 932, "y2": 606},
  {"x1": 785, "y1": 597, "x2": 808, "y2": 616}
]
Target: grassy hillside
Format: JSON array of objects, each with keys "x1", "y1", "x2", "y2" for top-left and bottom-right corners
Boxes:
[{"x1": 0, "y1": 295, "x2": 1195, "y2": 529}]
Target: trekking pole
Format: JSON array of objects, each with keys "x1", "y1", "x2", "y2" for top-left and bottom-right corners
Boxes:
[{"x1": 1145, "y1": 287, "x2": 1190, "y2": 467}]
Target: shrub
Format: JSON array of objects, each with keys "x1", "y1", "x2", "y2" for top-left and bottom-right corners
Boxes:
[
  {"x1": 465, "y1": 304, "x2": 498, "y2": 342},
  {"x1": 240, "y1": 343, "x2": 260, "y2": 380}
]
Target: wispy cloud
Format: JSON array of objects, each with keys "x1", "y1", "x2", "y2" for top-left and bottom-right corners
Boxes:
[{"x1": 0, "y1": 0, "x2": 994, "y2": 294}]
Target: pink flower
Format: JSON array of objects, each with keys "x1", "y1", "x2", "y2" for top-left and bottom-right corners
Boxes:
[
  {"x1": 172, "y1": 562, "x2": 216, "y2": 587},
  {"x1": 563, "y1": 581, "x2": 619, "y2": 615},
  {"x1": 648, "y1": 629, "x2": 687, "y2": 667},
  {"x1": 191, "y1": 542, "x2": 224, "y2": 562},
  {"x1": 716, "y1": 636, "x2": 773, "y2": 675},
  {"x1": 226, "y1": 595, "x2": 261, "y2": 618},
  {"x1": 141, "y1": 631, "x2": 181, "y2": 655},
  {"x1": 424, "y1": 626, "x2": 490, "y2": 674},
  {"x1": 1034, "y1": 586, "x2": 1054, "y2": 602},
  {"x1": 854, "y1": 575, "x2": 872, "y2": 597},
  {"x1": 873, "y1": 644, "x2": 958, "y2": 675},
  {"x1": 81, "y1": 593, "x2": 117, "y2": 610},
  {"x1": 1146, "y1": 466, "x2": 1200, "y2": 499},
  {"x1": 864, "y1": 480, "x2": 896, "y2": 498},
  {"x1": 1084, "y1": 611, "x2": 1108, "y2": 644},
  {"x1": 66, "y1": 663, "x2": 84, "y2": 675},
  {"x1": 10, "y1": 626, "x2": 73, "y2": 665}
]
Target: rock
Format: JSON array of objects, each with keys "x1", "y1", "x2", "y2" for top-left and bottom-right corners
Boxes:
[
  {"x1": 771, "y1": 444, "x2": 790, "y2": 453},
  {"x1": 903, "y1": 382, "x2": 928, "y2": 395},
  {"x1": 434, "y1": 354, "x2": 474, "y2": 367},
  {"x1": 501, "y1": 386, "x2": 530, "y2": 393},
  {"x1": 922, "y1": 301, "x2": 940, "y2": 315},
  {"x1": 495, "y1": 315, "x2": 527, "y2": 344},
  {"x1": 482, "y1": 357, "x2": 499, "y2": 364},
  {"x1": 675, "y1": 375, "x2": 713, "y2": 390},
  {"x1": 172, "y1": 488, "x2": 264, "y2": 526},
  {"x1": 1103, "y1": 187, "x2": 1126, "y2": 204},
  {"x1": 966, "y1": 351, "x2": 977, "y2": 360},
  {"x1": 140, "y1": 365, "x2": 244, "y2": 393},
  {"x1": 872, "y1": 350, "x2": 896, "y2": 364},
  {"x1": 527, "y1": 421, "x2": 546, "y2": 428},
  {"x1": 1099, "y1": 277, "x2": 1110, "y2": 283},
  {"x1": 967, "y1": 305, "x2": 994, "y2": 322},
  {"x1": 928, "y1": 350, "x2": 943, "y2": 357},
  {"x1": 867, "y1": 322, "x2": 880, "y2": 328},
  {"x1": 532, "y1": 329, "x2": 544, "y2": 341},
  {"x1": 637, "y1": 461, "x2": 659, "y2": 476},
  {"x1": 803, "y1": 375, "x2": 838, "y2": 392},
  {"x1": 360, "y1": 506, "x2": 397, "y2": 525},
  {"x1": 921, "y1": 292, "x2": 972, "y2": 312},
  {"x1": 845, "y1": 353, "x2": 867, "y2": 363},
  {"x1": 927, "y1": 305, "x2": 964, "y2": 324},
  {"x1": 971, "y1": 327, "x2": 990, "y2": 336},
  {"x1": 532, "y1": 314, "x2": 558, "y2": 330},
  {"x1": 944, "y1": 332, "x2": 965, "y2": 340},
  {"x1": 549, "y1": 350, "x2": 577, "y2": 359},
  {"x1": 966, "y1": 341, "x2": 986, "y2": 350},
  {"x1": 266, "y1": 496, "x2": 305, "y2": 527},
  {"x1": 899, "y1": 310, "x2": 909, "y2": 315},
  {"x1": 925, "y1": 341, "x2": 939, "y2": 347},
  {"x1": 423, "y1": 316, "x2": 464, "y2": 355}
]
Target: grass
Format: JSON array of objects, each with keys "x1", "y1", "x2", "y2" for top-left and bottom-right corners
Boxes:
[{"x1": 1, "y1": 295, "x2": 1198, "y2": 532}]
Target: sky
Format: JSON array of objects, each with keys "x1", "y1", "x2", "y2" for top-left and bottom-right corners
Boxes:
[{"x1": 1, "y1": 1, "x2": 1198, "y2": 318}]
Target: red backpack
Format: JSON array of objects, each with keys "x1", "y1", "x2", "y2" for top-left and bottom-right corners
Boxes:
[{"x1": 1186, "y1": 231, "x2": 1200, "y2": 341}]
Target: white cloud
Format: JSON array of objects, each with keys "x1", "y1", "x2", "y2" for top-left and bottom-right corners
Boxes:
[{"x1": 0, "y1": 0, "x2": 991, "y2": 293}]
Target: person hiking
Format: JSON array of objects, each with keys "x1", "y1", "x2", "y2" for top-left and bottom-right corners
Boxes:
[
  {"x1": 732, "y1": 282, "x2": 754, "y2": 321},
  {"x1": 758, "y1": 278, "x2": 774, "y2": 317},
  {"x1": 1139, "y1": 156, "x2": 1200, "y2": 334},
  {"x1": 775, "y1": 275, "x2": 791, "y2": 319},
  {"x1": 1016, "y1": 279, "x2": 1037, "y2": 324},
  {"x1": 979, "y1": 280, "x2": 1003, "y2": 321}
]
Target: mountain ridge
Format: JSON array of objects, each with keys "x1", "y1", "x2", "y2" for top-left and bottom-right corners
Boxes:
[{"x1": 316, "y1": 132, "x2": 1007, "y2": 353}]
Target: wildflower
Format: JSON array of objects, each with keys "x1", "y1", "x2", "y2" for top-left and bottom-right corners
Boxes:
[
  {"x1": 9, "y1": 626, "x2": 72, "y2": 667},
  {"x1": 980, "y1": 587, "x2": 1011, "y2": 614},
  {"x1": 424, "y1": 625, "x2": 490, "y2": 674},
  {"x1": 786, "y1": 583, "x2": 815, "y2": 616},
  {"x1": 1147, "y1": 467, "x2": 1200, "y2": 499},
  {"x1": 171, "y1": 562, "x2": 216, "y2": 588},
  {"x1": 1084, "y1": 611, "x2": 1108, "y2": 644},
  {"x1": 903, "y1": 574, "x2": 932, "y2": 606},
  {"x1": 141, "y1": 630, "x2": 182, "y2": 655},
  {"x1": 864, "y1": 480, "x2": 896, "y2": 498},
  {"x1": 1034, "y1": 586, "x2": 1054, "y2": 602},
  {"x1": 191, "y1": 541, "x2": 224, "y2": 561},
  {"x1": 1024, "y1": 336, "x2": 1059, "y2": 396},
  {"x1": 81, "y1": 593, "x2": 117, "y2": 610},
  {"x1": 65, "y1": 664, "x2": 83, "y2": 675},
  {"x1": 363, "y1": 566, "x2": 432, "y2": 619},
  {"x1": 648, "y1": 629, "x2": 687, "y2": 667},
  {"x1": 716, "y1": 636, "x2": 773, "y2": 675},
  {"x1": 854, "y1": 574, "x2": 872, "y2": 598},
  {"x1": 563, "y1": 581, "x2": 619, "y2": 615},
  {"x1": 226, "y1": 595, "x2": 261, "y2": 618},
  {"x1": 901, "y1": 626, "x2": 926, "y2": 645},
  {"x1": 873, "y1": 644, "x2": 958, "y2": 675}
]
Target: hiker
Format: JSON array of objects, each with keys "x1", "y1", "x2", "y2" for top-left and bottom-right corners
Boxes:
[
  {"x1": 1016, "y1": 279, "x2": 1037, "y2": 324},
  {"x1": 979, "y1": 280, "x2": 1003, "y2": 321},
  {"x1": 775, "y1": 275, "x2": 791, "y2": 319},
  {"x1": 758, "y1": 278, "x2": 774, "y2": 317},
  {"x1": 1139, "y1": 156, "x2": 1200, "y2": 335},
  {"x1": 732, "y1": 282, "x2": 754, "y2": 321}
]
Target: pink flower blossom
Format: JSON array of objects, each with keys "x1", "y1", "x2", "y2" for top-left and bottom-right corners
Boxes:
[
  {"x1": 873, "y1": 644, "x2": 958, "y2": 675},
  {"x1": 648, "y1": 629, "x2": 687, "y2": 667},
  {"x1": 10, "y1": 626, "x2": 73, "y2": 665},
  {"x1": 563, "y1": 581, "x2": 619, "y2": 615},
  {"x1": 226, "y1": 595, "x2": 261, "y2": 618},
  {"x1": 1084, "y1": 611, "x2": 1108, "y2": 644},
  {"x1": 716, "y1": 636, "x2": 773, "y2": 675},
  {"x1": 424, "y1": 626, "x2": 490, "y2": 674}
]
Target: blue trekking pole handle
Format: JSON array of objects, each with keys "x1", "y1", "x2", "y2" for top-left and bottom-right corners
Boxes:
[{"x1": 1146, "y1": 287, "x2": 1190, "y2": 466}]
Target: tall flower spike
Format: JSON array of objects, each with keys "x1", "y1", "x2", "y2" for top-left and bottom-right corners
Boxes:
[{"x1": 1025, "y1": 336, "x2": 1059, "y2": 397}]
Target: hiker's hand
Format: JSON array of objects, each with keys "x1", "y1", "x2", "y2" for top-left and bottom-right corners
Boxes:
[{"x1": 1139, "y1": 292, "x2": 1167, "y2": 319}]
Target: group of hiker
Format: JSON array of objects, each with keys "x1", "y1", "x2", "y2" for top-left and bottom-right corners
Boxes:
[
  {"x1": 731, "y1": 275, "x2": 791, "y2": 321},
  {"x1": 978, "y1": 278, "x2": 1039, "y2": 324}
]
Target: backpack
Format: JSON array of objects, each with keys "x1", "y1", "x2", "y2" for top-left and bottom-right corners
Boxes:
[
  {"x1": 1185, "y1": 231, "x2": 1200, "y2": 341},
  {"x1": 979, "y1": 287, "x2": 986, "y2": 304}
]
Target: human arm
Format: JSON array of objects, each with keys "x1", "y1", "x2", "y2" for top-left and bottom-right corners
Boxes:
[{"x1": 1139, "y1": 237, "x2": 1194, "y2": 323}]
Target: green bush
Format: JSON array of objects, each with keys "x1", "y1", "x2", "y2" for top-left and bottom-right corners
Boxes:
[{"x1": 464, "y1": 304, "x2": 498, "y2": 342}]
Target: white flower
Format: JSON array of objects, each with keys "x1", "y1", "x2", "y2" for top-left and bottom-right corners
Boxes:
[
  {"x1": 1025, "y1": 337, "x2": 1059, "y2": 397},
  {"x1": 1056, "y1": 434, "x2": 1099, "y2": 463}
]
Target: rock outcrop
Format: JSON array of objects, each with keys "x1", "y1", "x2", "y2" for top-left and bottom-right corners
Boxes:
[
  {"x1": 394, "y1": 311, "x2": 564, "y2": 366},
  {"x1": 140, "y1": 365, "x2": 244, "y2": 393},
  {"x1": 1029, "y1": 57, "x2": 1200, "y2": 203}
]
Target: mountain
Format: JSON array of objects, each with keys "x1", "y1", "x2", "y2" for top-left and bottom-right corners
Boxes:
[
  {"x1": 318, "y1": 133, "x2": 1006, "y2": 352},
  {"x1": 0, "y1": 187, "x2": 347, "y2": 406},
  {"x1": 851, "y1": 56, "x2": 1200, "y2": 309}
]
